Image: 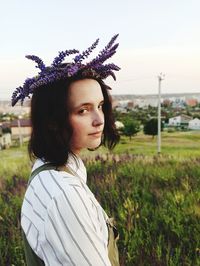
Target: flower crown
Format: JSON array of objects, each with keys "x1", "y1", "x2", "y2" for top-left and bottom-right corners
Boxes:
[{"x1": 11, "y1": 34, "x2": 120, "y2": 106}]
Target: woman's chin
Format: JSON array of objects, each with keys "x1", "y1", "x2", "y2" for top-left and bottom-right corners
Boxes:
[{"x1": 87, "y1": 141, "x2": 102, "y2": 150}]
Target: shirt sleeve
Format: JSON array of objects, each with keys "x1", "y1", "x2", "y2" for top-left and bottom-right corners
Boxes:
[{"x1": 42, "y1": 183, "x2": 111, "y2": 266}]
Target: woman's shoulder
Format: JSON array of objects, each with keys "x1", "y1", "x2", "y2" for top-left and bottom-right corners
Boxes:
[{"x1": 30, "y1": 160, "x2": 82, "y2": 195}]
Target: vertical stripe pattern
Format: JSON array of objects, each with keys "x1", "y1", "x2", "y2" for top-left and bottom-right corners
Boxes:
[{"x1": 21, "y1": 156, "x2": 111, "y2": 266}]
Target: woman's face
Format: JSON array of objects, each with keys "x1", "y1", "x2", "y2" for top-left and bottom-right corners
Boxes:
[{"x1": 68, "y1": 79, "x2": 105, "y2": 154}]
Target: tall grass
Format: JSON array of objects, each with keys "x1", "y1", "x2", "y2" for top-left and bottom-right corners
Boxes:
[
  {"x1": 86, "y1": 154, "x2": 200, "y2": 265},
  {"x1": 0, "y1": 132, "x2": 200, "y2": 265}
]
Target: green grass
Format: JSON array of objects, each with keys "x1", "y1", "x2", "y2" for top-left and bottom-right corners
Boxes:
[
  {"x1": 86, "y1": 154, "x2": 200, "y2": 265},
  {"x1": 0, "y1": 145, "x2": 29, "y2": 180},
  {"x1": 111, "y1": 131, "x2": 200, "y2": 158},
  {"x1": 1, "y1": 131, "x2": 200, "y2": 173},
  {"x1": 1, "y1": 130, "x2": 200, "y2": 265}
]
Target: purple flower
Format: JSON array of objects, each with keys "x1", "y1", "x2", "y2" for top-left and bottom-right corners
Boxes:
[
  {"x1": 52, "y1": 49, "x2": 79, "y2": 67},
  {"x1": 11, "y1": 34, "x2": 120, "y2": 106},
  {"x1": 105, "y1": 34, "x2": 119, "y2": 50},
  {"x1": 25, "y1": 55, "x2": 46, "y2": 72},
  {"x1": 86, "y1": 35, "x2": 119, "y2": 69},
  {"x1": 74, "y1": 38, "x2": 99, "y2": 63}
]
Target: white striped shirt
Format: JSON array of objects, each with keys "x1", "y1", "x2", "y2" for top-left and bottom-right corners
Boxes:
[{"x1": 21, "y1": 155, "x2": 111, "y2": 266}]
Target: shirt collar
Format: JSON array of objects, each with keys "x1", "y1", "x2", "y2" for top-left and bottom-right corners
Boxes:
[
  {"x1": 33, "y1": 154, "x2": 87, "y2": 183},
  {"x1": 66, "y1": 153, "x2": 87, "y2": 183}
]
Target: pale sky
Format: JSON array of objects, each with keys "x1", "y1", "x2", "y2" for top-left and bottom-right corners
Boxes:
[{"x1": 0, "y1": 0, "x2": 200, "y2": 100}]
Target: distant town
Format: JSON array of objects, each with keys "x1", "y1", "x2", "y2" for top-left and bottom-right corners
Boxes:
[
  {"x1": 112, "y1": 92, "x2": 200, "y2": 110},
  {"x1": 0, "y1": 92, "x2": 200, "y2": 149},
  {"x1": 1, "y1": 92, "x2": 200, "y2": 115}
]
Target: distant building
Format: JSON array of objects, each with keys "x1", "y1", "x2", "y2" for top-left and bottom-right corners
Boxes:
[
  {"x1": 168, "y1": 115, "x2": 192, "y2": 127},
  {"x1": 0, "y1": 133, "x2": 11, "y2": 149},
  {"x1": 127, "y1": 101, "x2": 134, "y2": 110},
  {"x1": 0, "y1": 123, "x2": 12, "y2": 149},
  {"x1": 186, "y1": 98, "x2": 198, "y2": 107},
  {"x1": 115, "y1": 106, "x2": 128, "y2": 113},
  {"x1": 188, "y1": 118, "x2": 200, "y2": 130},
  {"x1": 172, "y1": 98, "x2": 185, "y2": 109},
  {"x1": 118, "y1": 100, "x2": 131, "y2": 108},
  {"x1": 134, "y1": 98, "x2": 158, "y2": 108},
  {"x1": 10, "y1": 119, "x2": 31, "y2": 141},
  {"x1": 114, "y1": 100, "x2": 129, "y2": 112}
]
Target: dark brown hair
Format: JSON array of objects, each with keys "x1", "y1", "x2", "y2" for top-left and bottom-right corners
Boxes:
[{"x1": 28, "y1": 75, "x2": 119, "y2": 166}]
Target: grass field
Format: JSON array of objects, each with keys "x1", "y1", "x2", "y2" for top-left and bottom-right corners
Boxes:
[
  {"x1": 1, "y1": 130, "x2": 199, "y2": 163},
  {"x1": 1, "y1": 130, "x2": 200, "y2": 185},
  {"x1": 1, "y1": 130, "x2": 200, "y2": 183},
  {"x1": 113, "y1": 131, "x2": 200, "y2": 157},
  {"x1": 1, "y1": 130, "x2": 200, "y2": 265}
]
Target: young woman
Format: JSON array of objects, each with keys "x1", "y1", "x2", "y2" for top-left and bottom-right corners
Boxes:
[{"x1": 12, "y1": 35, "x2": 120, "y2": 266}]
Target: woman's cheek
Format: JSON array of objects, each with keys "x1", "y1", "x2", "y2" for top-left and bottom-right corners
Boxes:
[{"x1": 72, "y1": 116, "x2": 88, "y2": 132}]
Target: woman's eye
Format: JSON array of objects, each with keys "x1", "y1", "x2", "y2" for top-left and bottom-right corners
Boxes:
[
  {"x1": 98, "y1": 104, "x2": 103, "y2": 110},
  {"x1": 78, "y1": 109, "x2": 88, "y2": 114}
]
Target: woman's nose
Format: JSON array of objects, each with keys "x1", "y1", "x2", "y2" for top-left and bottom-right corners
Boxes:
[{"x1": 92, "y1": 111, "x2": 104, "y2": 127}]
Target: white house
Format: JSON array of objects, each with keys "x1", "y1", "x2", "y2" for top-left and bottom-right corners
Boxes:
[
  {"x1": 115, "y1": 106, "x2": 128, "y2": 113},
  {"x1": 168, "y1": 115, "x2": 192, "y2": 127},
  {"x1": 134, "y1": 98, "x2": 158, "y2": 108},
  {"x1": 0, "y1": 133, "x2": 12, "y2": 149},
  {"x1": 188, "y1": 118, "x2": 200, "y2": 130}
]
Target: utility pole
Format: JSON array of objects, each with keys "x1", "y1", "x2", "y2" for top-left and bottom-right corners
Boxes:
[
  {"x1": 157, "y1": 73, "x2": 165, "y2": 154},
  {"x1": 17, "y1": 116, "x2": 23, "y2": 147}
]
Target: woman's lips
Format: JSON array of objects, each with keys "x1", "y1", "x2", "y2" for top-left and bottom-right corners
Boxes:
[{"x1": 88, "y1": 131, "x2": 102, "y2": 137}]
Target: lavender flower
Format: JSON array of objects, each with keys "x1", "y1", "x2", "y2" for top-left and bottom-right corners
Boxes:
[
  {"x1": 74, "y1": 38, "x2": 99, "y2": 63},
  {"x1": 25, "y1": 55, "x2": 46, "y2": 72},
  {"x1": 86, "y1": 35, "x2": 119, "y2": 69},
  {"x1": 95, "y1": 63, "x2": 121, "y2": 72},
  {"x1": 11, "y1": 34, "x2": 120, "y2": 106},
  {"x1": 67, "y1": 64, "x2": 80, "y2": 76},
  {"x1": 11, "y1": 86, "x2": 23, "y2": 106},
  {"x1": 52, "y1": 49, "x2": 79, "y2": 67},
  {"x1": 104, "y1": 34, "x2": 119, "y2": 50}
]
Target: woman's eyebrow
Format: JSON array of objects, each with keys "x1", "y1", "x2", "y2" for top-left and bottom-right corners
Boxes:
[{"x1": 75, "y1": 100, "x2": 104, "y2": 109}]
